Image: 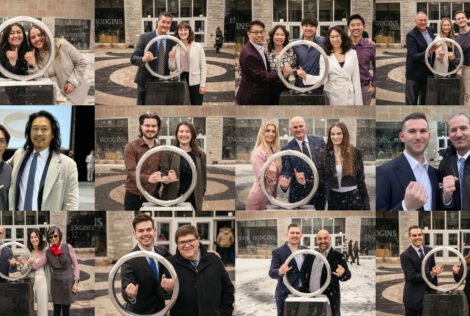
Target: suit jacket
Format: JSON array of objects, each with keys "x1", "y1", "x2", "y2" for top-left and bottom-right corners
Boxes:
[
  {"x1": 438, "y1": 145, "x2": 470, "y2": 210},
  {"x1": 281, "y1": 135, "x2": 326, "y2": 210},
  {"x1": 8, "y1": 148, "x2": 78, "y2": 211},
  {"x1": 318, "y1": 146, "x2": 370, "y2": 210},
  {"x1": 406, "y1": 26, "x2": 435, "y2": 81},
  {"x1": 236, "y1": 41, "x2": 278, "y2": 105},
  {"x1": 169, "y1": 41, "x2": 207, "y2": 87},
  {"x1": 121, "y1": 245, "x2": 170, "y2": 314},
  {"x1": 130, "y1": 31, "x2": 176, "y2": 86},
  {"x1": 268, "y1": 243, "x2": 309, "y2": 302},
  {"x1": 302, "y1": 248, "x2": 351, "y2": 315},
  {"x1": 376, "y1": 153, "x2": 439, "y2": 211},
  {"x1": 159, "y1": 150, "x2": 207, "y2": 212},
  {"x1": 400, "y1": 245, "x2": 437, "y2": 310}
]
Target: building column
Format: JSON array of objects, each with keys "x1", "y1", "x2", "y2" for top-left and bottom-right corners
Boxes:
[
  {"x1": 125, "y1": 0, "x2": 143, "y2": 47},
  {"x1": 206, "y1": 116, "x2": 224, "y2": 164},
  {"x1": 106, "y1": 212, "x2": 134, "y2": 261},
  {"x1": 207, "y1": 0, "x2": 225, "y2": 47},
  {"x1": 399, "y1": 212, "x2": 419, "y2": 254}
]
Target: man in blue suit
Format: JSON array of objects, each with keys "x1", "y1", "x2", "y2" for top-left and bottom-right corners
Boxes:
[
  {"x1": 376, "y1": 112, "x2": 440, "y2": 211},
  {"x1": 279, "y1": 116, "x2": 326, "y2": 210},
  {"x1": 269, "y1": 223, "x2": 309, "y2": 316},
  {"x1": 400, "y1": 226, "x2": 441, "y2": 316},
  {"x1": 405, "y1": 12, "x2": 438, "y2": 105},
  {"x1": 130, "y1": 11, "x2": 176, "y2": 105}
]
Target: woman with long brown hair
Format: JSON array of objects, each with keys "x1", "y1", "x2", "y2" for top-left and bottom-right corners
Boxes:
[
  {"x1": 159, "y1": 121, "x2": 207, "y2": 211},
  {"x1": 435, "y1": 17, "x2": 456, "y2": 75},
  {"x1": 318, "y1": 122, "x2": 370, "y2": 210},
  {"x1": 246, "y1": 122, "x2": 281, "y2": 210}
]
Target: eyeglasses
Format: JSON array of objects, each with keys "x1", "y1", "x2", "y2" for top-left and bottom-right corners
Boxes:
[
  {"x1": 0, "y1": 138, "x2": 6, "y2": 145},
  {"x1": 177, "y1": 238, "x2": 196, "y2": 246},
  {"x1": 48, "y1": 234, "x2": 59, "y2": 240},
  {"x1": 249, "y1": 30, "x2": 264, "y2": 35}
]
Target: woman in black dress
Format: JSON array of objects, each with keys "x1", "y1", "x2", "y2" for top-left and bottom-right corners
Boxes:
[{"x1": 318, "y1": 122, "x2": 370, "y2": 210}]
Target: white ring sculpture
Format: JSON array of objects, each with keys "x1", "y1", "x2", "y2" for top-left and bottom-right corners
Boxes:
[
  {"x1": 0, "y1": 241, "x2": 32, "y2": 281},
  {"x1": 425, "y1": 38, "x2": 464, "y2": 77}
]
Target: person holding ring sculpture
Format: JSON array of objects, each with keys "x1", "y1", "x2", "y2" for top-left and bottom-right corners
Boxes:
[
  {"x1": 302, "y1": 229, "x2": 351, "y2": 316},
  {"x1": 433, "y1": 18, "x2": 457, "y2": 76},
  {"x1": 246, "y1": 122, "x2": 281, "y2": 210},
  {"x1": 0, "y1": 23, "x2": 33, "y2": 75},
  {"x1": 0, "y1": 226, "x2": 17, "y2": 283}
]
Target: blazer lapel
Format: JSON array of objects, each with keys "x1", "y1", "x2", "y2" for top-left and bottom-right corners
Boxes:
[
  {"x1": 394, "y1": 154, "x2": 417, "y2": 192},
  {"x1": 248, "y1": 41, "x2": 267, "y2": 70},
  {"x1": 428, "y1": 167, "x2": 439, "y2": 210},
  {"x1": 42, "y1": 153, "x2": 60, "y2": 202}
]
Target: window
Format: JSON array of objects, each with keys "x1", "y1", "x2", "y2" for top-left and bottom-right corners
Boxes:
[
  {"x1": 237, "y1": 220, "x2": 278, "y2": 255},
  {"x1": 376, "y1": 121, "x2": 403, "y2": 160},
  {"x1": 360, "y1": 217, "x2": 375, "y2": 255},
  {"x1": 95, "y1": 119, "x2": 128, "y2": 160},
  {"x1": 357, "y1": 119, "x2": 376, "y2": 161},
  {"x1": 222, "y1": 118, "x2": 235, "y2": 160},
  {"x1": 96, "y1": 0, "x2": 125, "y2": 43},
  {"x1": 374, "y1": 3, "x2": 401, "y2": 44},
  {"x1": 55, "y1": 19, "x2": 91, "y2": 50}
]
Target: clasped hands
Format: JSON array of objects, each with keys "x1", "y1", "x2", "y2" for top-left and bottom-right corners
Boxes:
[
  {"x1": 125, "y1": 274, "x2": 176, "y2": 299},
  {"x1": 148, "y1": 170, "x2": 179, "y2": 184},
  {"x1": 279, "y1": 168, "x2": 306, "y2": 188}
]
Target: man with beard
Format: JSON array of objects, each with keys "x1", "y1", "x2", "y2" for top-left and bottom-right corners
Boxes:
[
  {"x1": 303, "y1": 230, "x2": 351, "y2": 316},
  {"x1": 269, "y1": 223, "x2": 309, "y2": 316},
  {"x1": 124, "y1": 112, "x2": 175, "y2": 211},
  {"x1": 440, "y1": 113, "x2": 470, "y2": 210},
  {"x1": 376, "y1": 112, "x2": 440, "y2": 210}
]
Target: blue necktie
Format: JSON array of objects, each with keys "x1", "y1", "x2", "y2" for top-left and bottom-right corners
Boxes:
[
  {"x1": 459, "y1": 157, "x2": 466, "y2": 209},
  {"x1": 24, "y1": 152, "x2": 40, "y2": 210},
  {"x1": 149, "y1": 258, "x2": 159, "y2": 281}
]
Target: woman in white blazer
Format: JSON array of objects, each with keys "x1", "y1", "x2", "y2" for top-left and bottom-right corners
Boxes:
[
  {"x1": 297, "y1": 26, "x2": 363, "y2": 105},
  {"x1": 169, "y1": 22, "x2": 207, "y2": 105}
]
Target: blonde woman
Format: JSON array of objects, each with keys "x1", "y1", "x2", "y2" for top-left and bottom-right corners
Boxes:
[
  {"x1": 246, "y1": 122, "x2": 281, "y2": 210},
  {"x1": 435, "y1": 18, "x2": 456, "y2": 75}
]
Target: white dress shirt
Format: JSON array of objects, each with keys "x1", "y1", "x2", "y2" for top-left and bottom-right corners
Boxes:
[
  {"x1": 402, "y1": 150, "x2": 432, "y2": 211},
  {"x1": 295, "y1": 137, "x2": 312, "y2": 159},
  {"x1": 309, "y1": 247, "x2": 330, "y2": 293},
  {"x1": 18, "y1": 148, "x2": 50, "y2": 210}
]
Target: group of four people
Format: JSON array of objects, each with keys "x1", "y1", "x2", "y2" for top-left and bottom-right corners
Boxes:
[{"x1": 237, "y1": 14, "x2": 376, "y2": 106}]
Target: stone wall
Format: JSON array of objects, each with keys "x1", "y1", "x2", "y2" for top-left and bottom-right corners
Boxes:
[
  {"x1": 125, "y1": 0, "x2": 143, "y2": 47},
  {"x1": 50, "y1": 211, "x2": 68, "y2": 241},
  {"x1": 207, "y1": 0, "x2": 225, "y2": 47},
  {"x1": 106, "y1": 211, "x2": 134, "y2": 261},
  {"x1": 205, "y1": 116, "x2": 224, "y2": 163},
  {"x1": 399, "y1": 211, "x2": 419, "y2": 254}
]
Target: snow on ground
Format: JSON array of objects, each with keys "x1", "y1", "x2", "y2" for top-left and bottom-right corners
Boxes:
[{"x1": 236, "y1": 258, "x2": 375, "y2": 316}]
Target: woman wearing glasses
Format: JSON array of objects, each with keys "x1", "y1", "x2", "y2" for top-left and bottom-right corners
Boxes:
[
  {"x1": 169, "y1": 22, "x2": 207, "y2": 105},
  {"x1": 31, "y1": 226, "x2": 80, "y2": 316},
  {"x1": 297, "y1": 26, "x2": 363, "y2": 105}
]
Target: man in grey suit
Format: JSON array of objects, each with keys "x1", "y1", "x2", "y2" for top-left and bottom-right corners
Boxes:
[{"x1": 8, "y1": 111, "x2": 78, "y2": 211}]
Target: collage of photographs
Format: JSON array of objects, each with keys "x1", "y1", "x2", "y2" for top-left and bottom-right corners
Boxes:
[{"x1": 1, "y1": 1, "x2": 470, "y2": 316}]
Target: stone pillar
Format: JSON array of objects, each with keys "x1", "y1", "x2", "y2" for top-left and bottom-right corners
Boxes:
[
  {"x1": 352, "y1": 0, "x2": 373, "y2": 34},
  {"x1": 50, "y1": 211, "x2": 68, "y2": 242},
  {"x1": 125, "y1": 0, "x2": 143, "y2": 47},
  {"x1": 253, "y1": 0, "x2": 273, "y2": 36},
  {"x1": 106, "y1": 211, "x2": 134, "y2": 261},
  {"x1": 399, "y1": 212, "x2": 419, "y2": 254},
  {"x1": 345, "y1": 216, "x2": 361, "y2": 243},
  {"x1": 128, "y1": 117, "x2": 139, "y2": 142},
  {"x1": 207, "y1": 0, "x2": 225, "y2": 48},
  {"x1": 401, "y1": 1, "x2": 417, "y2": 46},
  {"x1": 277, "y1": 217, "x2": 292, "y2": 247},
  {"x1": 427, "y1": 121, "x2": 439, "y2": 162},
  {"x1": 206, "y1": 116, "x2": 224, "y2": 164}
]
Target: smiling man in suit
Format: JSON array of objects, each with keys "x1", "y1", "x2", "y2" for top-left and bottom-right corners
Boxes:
[
  {"x1": 376, "y1": 112, "x2": 440, "y2": 211},
  {"x1": 8, "y1": 110, "x2": 78, "y2": 211},
  {"x1": 279, "y1": 116, "x2": 326, "y2": 210},
  {"x1": 269, "y1": 223, "x2": 309, "y2": 316},
  {"x1": 121, "y1": 214, "x2": 175, "y2": 314},
  {"x1": 400, "y1": 226, "x2": 441, "y2": 316},
  {"x1": 131, "y1": 11, "x2": 176, "y2": 105},
  {"x1": 405, "y1": 11, "x2": 438, "y2": 105}
]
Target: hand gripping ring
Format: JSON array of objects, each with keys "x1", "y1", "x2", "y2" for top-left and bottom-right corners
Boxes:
[
  {"x1": 0, "y1": 241, "x2": 32, "y2": 281},
  {"x1": 0, "y1": 16, "x2": 56, "y2": 81},
  {"x1": 136, "y1": 145, "x2": 197, "y2": 207},
  {"x1": 260, "y1": 150, "x2": 319, "y2": 209},
  {"x1": 425, "y1": 38, "x2": 464, "y2": 77},
  {"x1": 143, "y1": 35, "x2": 189, "y2": 80},
  {"x1": 421, "y1": 246, "x2": 467, "y2": 292},
  {"x1": 276, "y1": 40, "x2": 329, "y2": 93},
  {"x1": 282, "y1": 249, "x2": 331, "y2": 297},
  {"x1": 108, "y1": 251, "x2": 179, "y2": 316}
]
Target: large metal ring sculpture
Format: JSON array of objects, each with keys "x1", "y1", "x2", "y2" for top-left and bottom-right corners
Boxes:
[
  {"x1": 260, "y1": 150, "x2": 318, "y2": 209},
  {"x1": 277, "y1": 40, "x2": 329, "y2": 93},
  {"x1": 144, "y1": 35, "x2": 189, "y2": 80},
  {"x1": 136, "y1": 145, "x2": 197, "y2": 207},
  {"x1": 108, "y1": 251, "x2": 180, "y2": 316},
  {"x1": 0, "y1": 16, "x2": 56, "y2": 81},
  {"x1": 0, "y1": 241, "x2": 32, "y2": 281},
  {"x1": 283, "y1": 249, "x2": 331, "y2": 297},
  {"x1": 421, "y1": 246, "x2": 467, "y2": 292},
  {"x1": 425, "y1": 38, "x2": 464, "y2": 77}
]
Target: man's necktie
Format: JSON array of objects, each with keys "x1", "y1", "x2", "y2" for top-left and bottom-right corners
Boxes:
[
  {"x1": 191, "y1": 260, "x2": 198, "y2": 268},
  {"x1": 158, "y1": 40, "x2": 165, "y2": 74},
  {"x1": 149, "y1": 258, "x2": 159, "y2": 281},
  {"x1": 459, "y1": 158, "x2": 466, "y2": 209},
  {"x1": 419, "y1": 248, "x2": 424, "y2": 260},
  {"x1": 24, "y1": 152, "x2": 39, "y2": 211},
  {"x1": 301, "y1": 141, "x2": 311, "y2": 160}
]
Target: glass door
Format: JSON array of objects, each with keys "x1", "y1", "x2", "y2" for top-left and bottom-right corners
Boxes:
[
  {"x1": 142, "y1": 19, "x2": 157, "y2": 33},
  {"x1": 461, "y1": 231, "x2": 470, "y2": 257}
]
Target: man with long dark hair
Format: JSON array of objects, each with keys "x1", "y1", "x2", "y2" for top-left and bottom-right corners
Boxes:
[{"x1": 8, "y1": 110, "x2": 78, "y2": 210}]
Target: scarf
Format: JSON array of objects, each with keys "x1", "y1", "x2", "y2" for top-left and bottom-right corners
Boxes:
[{"x1": 49, "y1": 242, "x2": 63, "y2": 257}]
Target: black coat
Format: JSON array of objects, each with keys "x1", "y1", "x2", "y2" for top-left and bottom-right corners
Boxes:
[
  {"x1": 302, "y1": 248, "x2": 351, "y2": 316},
  {"x1": 318, "y1": 146, "x2": 370, "y2": 210},
  {"x1": 168, "y1": 245, "x2": 234, "y2": 316},
  {"x1": 439, "y1": 144, "x2": 470, "y2": 210},
  {"x1": 121, "y1": 245, "x2": 170, "y2": 314},
  {"x1": 454, "y1": 265, "x2": 470, "y2": 316},
  {"x1": 405, "y1": 26, "x2": 434, "y2": 81},
  {"x1": 400, "y1": 245, "x2": 437, "y2": 310}
]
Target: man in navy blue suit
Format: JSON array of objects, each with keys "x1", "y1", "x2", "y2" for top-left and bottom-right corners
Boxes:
[
  {"x1": 401, "y1": 226, "x2": 441, "y2": 316},
  {"x1": 376, "y1": 112, "x2": 440, "y2": 211},
  {"x1": 279, "y1": 116, "x2": 326, "y2": 210},
  {"x1": 269, "y1": 223, "x2": 309, "y2": 316},
  {"x1": 130, "y1": 11, "x2": 176, "y2": 105},
  {"x1": 405, "y1": 12, "x2": 438, "y2": 105}
]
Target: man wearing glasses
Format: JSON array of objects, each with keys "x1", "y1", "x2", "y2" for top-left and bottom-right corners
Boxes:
[
  {"x1": 0, "y1": 226, "x2": 17, "y2": 282},
  {"x1": 0, "y1": 125, "x2": 11, "y2": 210},
  {"x1": 167, "y1": 224, "x2": 234, "y2": 316}
]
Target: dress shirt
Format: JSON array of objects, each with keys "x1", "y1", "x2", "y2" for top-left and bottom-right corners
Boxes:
[
  {"x1": 351, "y1": 38, "x2": 376, "y2": 87},
  {"x1": 411, "y1": 244, "x2": 425, "y2": 259},
  {"x1": 18, "y1": 148, "x2": 50, "y2": 211},
  {"x1": 401, "y1": 151, "x2": 433, "y2": 211},
  {"x1": 155, "y1": 30, "x2": 167, "y2": 53},
  {"x1": 295, "y1": 137, "x2": 312, "y2": 159},
  {"x1": 249, "y1": 39, "x2": 267, "y2": 70},
  {"x1": 309, "y1": 247, "x2": 330, "y2": 293},
  {"x1": 292, "y1": 36, "x2": 324, "y2": 86},
  {"x1": 421, "y1": 30, "x2": 433, "y2": 46}
]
